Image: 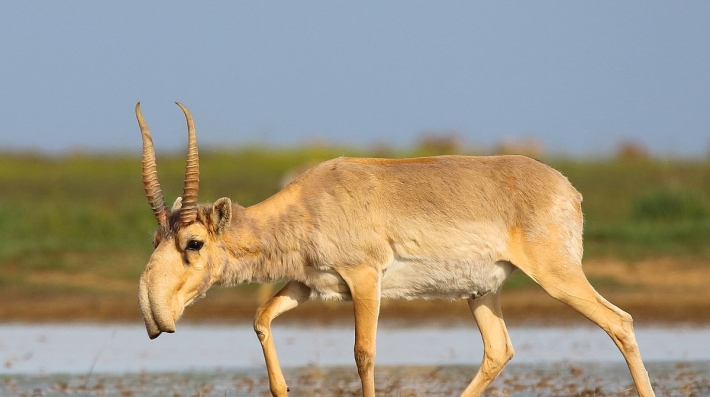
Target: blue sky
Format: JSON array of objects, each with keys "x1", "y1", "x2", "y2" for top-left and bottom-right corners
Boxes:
[{"x1": 1, "y1": 2, "x2": 708, "y2": 156}]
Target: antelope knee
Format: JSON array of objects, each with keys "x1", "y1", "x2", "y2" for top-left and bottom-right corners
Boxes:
[
  {"x1": 354, "y1": 344, "x2": 375, "y2": 372},
  {"x1": 610, "y1": 310, "x2": 638, "y2": 349},
  {"x1": 253, "y1": 318, "x2": 270, "y2": 344},
  {"x1": 481, "y1": 340, "x2": 514, "y2": 376}
]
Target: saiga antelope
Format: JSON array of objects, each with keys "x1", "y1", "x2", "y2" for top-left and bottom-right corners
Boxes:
[{"x1": 136, "y1": 103, "x2": 655, "y2": 397}]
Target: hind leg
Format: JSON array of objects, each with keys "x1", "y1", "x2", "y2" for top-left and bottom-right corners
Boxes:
[
  {"x1": 460, "y1": 290, "x2": 514, "y2": 397},
  {"x1": 517, "y1": 248, "x2": 655, "y2": 397}
]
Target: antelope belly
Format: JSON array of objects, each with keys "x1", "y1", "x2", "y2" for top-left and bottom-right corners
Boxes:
[{"x1": 380, "y1": 258, "x2": 515, "y2": 300}]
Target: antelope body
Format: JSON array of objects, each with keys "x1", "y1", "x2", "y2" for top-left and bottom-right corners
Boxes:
[{"x1": 136, "y1": 103, "x2": 655, "y2": 397}]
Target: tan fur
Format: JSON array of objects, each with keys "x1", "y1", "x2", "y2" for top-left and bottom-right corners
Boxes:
[{"x1": 137, "y1": 110, "x2": 655, "y2": 397}]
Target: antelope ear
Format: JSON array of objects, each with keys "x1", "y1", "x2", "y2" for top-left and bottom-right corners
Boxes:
[
  {"x1": 212, "y1": 197, "x2": 232, "y2": 234},
  {"x1": 172, "y1": 197, "x2": 183, "y2": 211}
]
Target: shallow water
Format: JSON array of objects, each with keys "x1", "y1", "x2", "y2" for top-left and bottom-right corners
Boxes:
[{"x1": 1, "y1": 324, "x2": 709, "y2": 396}]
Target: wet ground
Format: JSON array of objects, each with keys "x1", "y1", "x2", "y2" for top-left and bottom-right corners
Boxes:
[
  {"x1": 1, "y1": 324, "x2": 709, "y2": 396},
  {"x1": 4, "y1": 362, "x2": 710, "y2": 397}
]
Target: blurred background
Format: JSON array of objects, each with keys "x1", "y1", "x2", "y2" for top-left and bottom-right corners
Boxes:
[{"x1": 1, "y1": 2, "x2": 709, "y2": 325}]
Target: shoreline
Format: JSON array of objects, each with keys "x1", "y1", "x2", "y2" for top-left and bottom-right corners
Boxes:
[
  {"x1": 3, "y1": 288, "x2": 709, "y2": 327},
  {"x1": 5, "y1": 256, "x2": 708, "y2": 326}
]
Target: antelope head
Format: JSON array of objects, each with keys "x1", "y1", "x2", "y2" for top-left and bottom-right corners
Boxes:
[{"x1": 136, "y1": 102, "x2": 233, "y2": 339}]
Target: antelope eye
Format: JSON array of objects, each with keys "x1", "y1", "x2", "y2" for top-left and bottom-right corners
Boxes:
[{"x1": 186, "y1": 240, "x2": 204, "y2": 251}]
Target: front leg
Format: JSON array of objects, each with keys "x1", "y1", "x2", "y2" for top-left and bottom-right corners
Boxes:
[
  {"x1": 253, "y1": 281, "x2": 311, "y2": 397},
  {"x1": 340, "y1": 266, "x2": 382, "y2": 397}
]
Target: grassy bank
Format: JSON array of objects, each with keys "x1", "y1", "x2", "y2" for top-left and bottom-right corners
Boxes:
[{"x1": 1, "y1": 149, "x2": 709, "y2": 323}]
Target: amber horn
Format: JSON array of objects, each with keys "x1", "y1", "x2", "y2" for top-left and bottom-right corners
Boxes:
[
  {"x1": 136, "y1": 102, "x2": 169, "y2": 224},
  {"x1": 176, "y1": 102, "x2": 199, "y2": 224}
]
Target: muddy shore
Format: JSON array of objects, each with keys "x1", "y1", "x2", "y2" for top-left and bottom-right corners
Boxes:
[{"x1": 3, "y1": 257, "x2": 709, "y2": 326}]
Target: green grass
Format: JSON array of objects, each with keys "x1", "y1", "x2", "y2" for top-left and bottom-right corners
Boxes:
[
  {"x1": 1, "y1": 149, "x2": 709, "y2": 297},
  {"x1": 502, "y1": 271, "x2": 536, "y2": 290}
]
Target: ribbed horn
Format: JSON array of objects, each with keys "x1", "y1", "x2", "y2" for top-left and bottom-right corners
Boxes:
[
  {"x1": 136, "y1": 102, "x2": 169, "y2": 224},
  {"x1": 176, "y1": 102, "x2": 199, "y2": 224}
]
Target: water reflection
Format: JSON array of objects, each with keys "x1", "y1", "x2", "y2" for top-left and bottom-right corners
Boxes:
[{"x1": 0, "y1": 324, "x2": 708, "y2": 375}]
